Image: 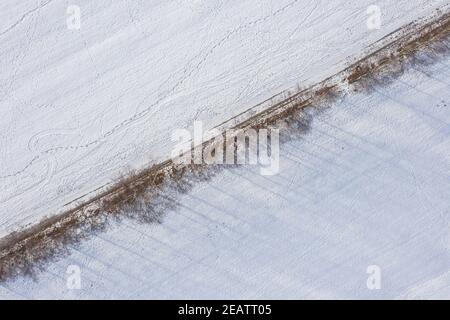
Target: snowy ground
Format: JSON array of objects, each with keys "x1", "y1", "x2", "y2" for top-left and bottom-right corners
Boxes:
[
  {"x1": 1, "y1": 49, "x2": 449, "y2": 299},
  {"x1": 0, "y1": 0, "x2": 447, "y2": 238}
]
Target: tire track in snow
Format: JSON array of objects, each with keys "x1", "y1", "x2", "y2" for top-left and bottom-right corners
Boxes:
[{"x1": 0, "y1": 0, "x2": 53, "y2": 37}]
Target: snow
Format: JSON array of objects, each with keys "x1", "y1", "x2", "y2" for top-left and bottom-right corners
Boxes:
[
  {"x1": 1, "y1": 48, "x2": 449, "y2": 299},
  {"x1": 0, "y1": 0, "x2": 447, "y2": 237}
]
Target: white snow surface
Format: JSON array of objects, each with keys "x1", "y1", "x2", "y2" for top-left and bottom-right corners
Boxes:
[
  {"x1": 0, "y1": 0, "x2": 447, "y2": 237},
  {"x1": 1, "y1": 49, "x2": 450, "y2": 299}
]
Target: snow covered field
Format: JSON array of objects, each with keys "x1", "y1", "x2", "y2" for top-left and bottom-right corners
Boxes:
[
  {"x1": 0, "y1": 0, "x2": 448, "y2": 238},
  {"x1": 1, "y1": 47, "x2": 449, "y2": 299}
]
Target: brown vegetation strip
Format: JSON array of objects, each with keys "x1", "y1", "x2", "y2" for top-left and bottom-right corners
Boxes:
[{"x1": 1, "y1": 9, "x2": 450, "y2": 280}]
